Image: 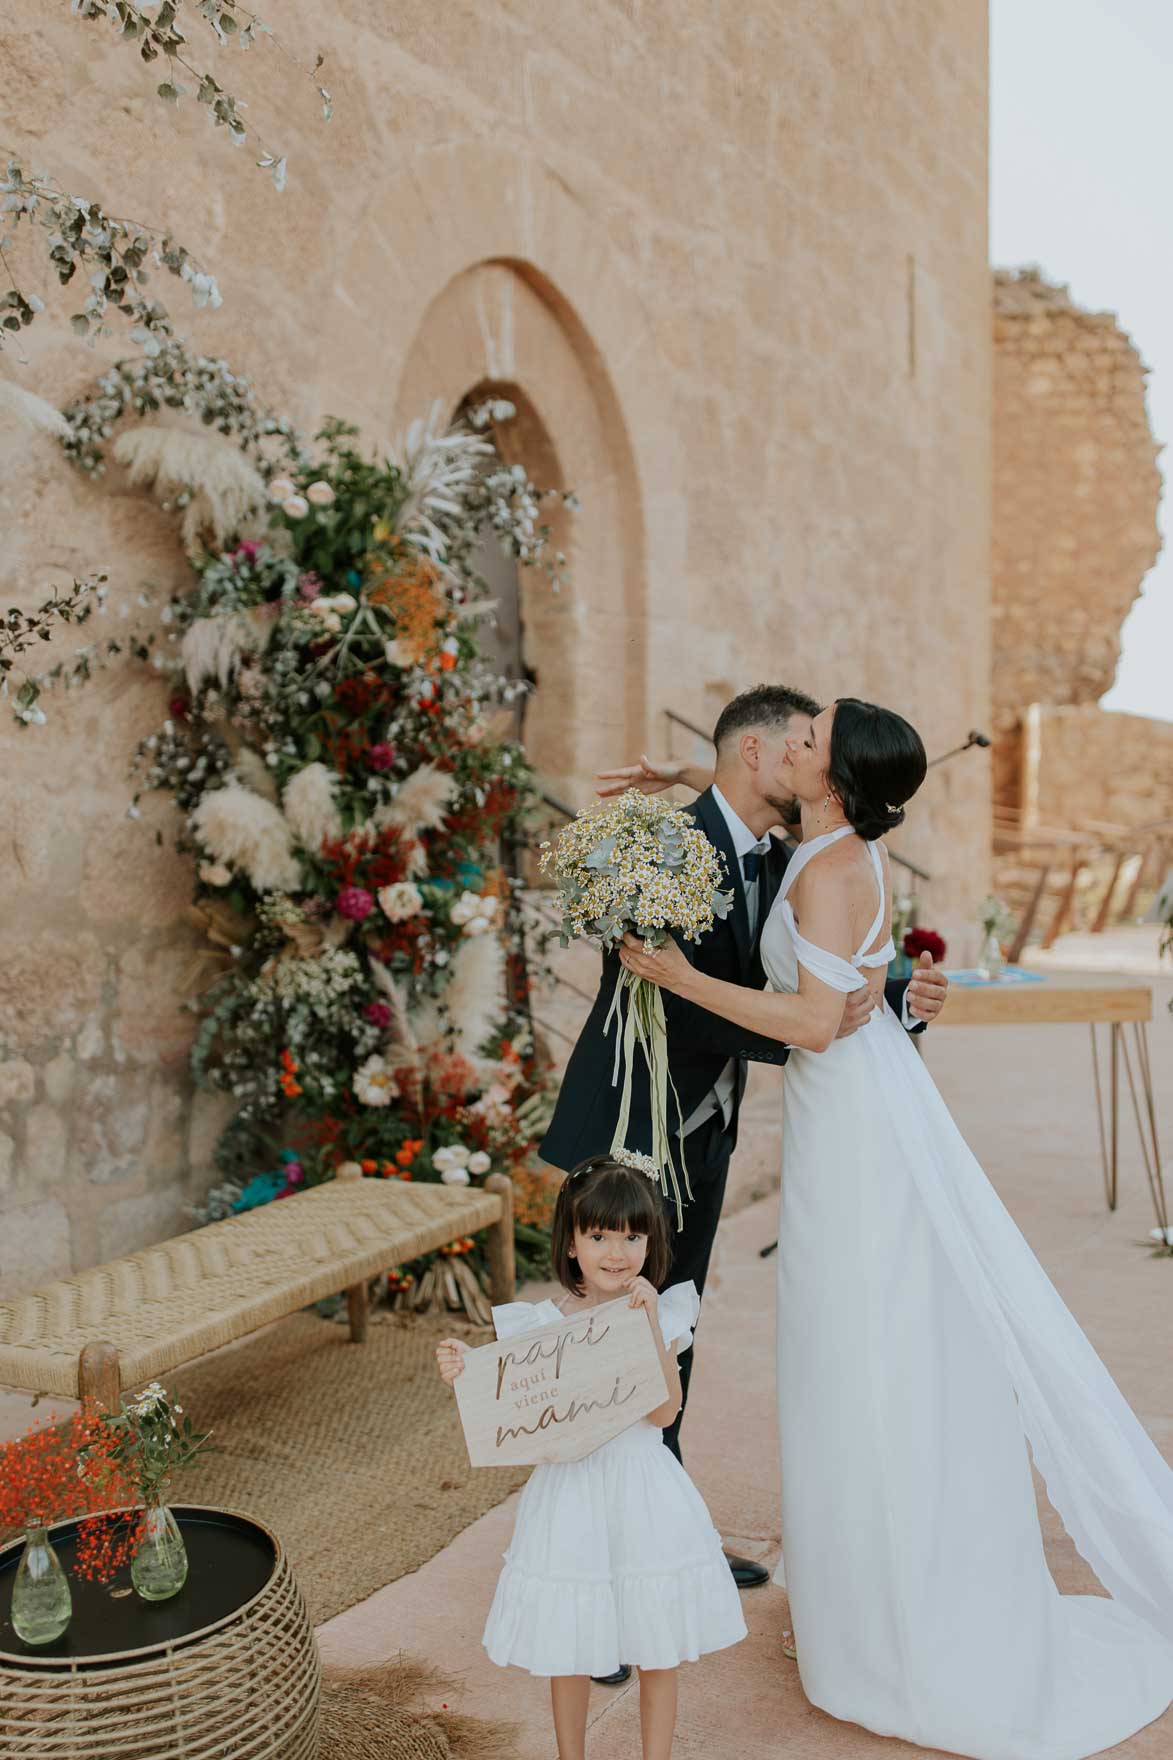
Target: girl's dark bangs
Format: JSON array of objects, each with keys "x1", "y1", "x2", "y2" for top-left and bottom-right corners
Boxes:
[{"x1": 573, "y1": 1171, "x2": 660, "y2": 1236}]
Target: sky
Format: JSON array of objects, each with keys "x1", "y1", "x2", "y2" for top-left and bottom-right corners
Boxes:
[{"x1": 990, "y1": 0, "x2": 1173, "y2": 723}]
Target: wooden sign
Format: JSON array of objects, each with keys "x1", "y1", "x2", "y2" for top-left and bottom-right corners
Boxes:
[{"x1": 454, "y1": 1297, "x2": 670, "y2": 1467}]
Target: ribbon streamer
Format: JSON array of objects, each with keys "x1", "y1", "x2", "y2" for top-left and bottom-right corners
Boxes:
[{"x1": 606, "y1": 970, "x2": 692, "y2": 1227}]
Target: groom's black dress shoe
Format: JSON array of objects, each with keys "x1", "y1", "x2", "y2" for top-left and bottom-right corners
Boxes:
[
  {"x1": 726, "y1": 1551, "x2": 770, "y2": 1589},
  {"x1": 591, "y1": 1665, "x2": 633, "y2": 1686}
]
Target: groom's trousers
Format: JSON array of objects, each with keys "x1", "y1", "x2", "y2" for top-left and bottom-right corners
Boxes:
[{"x1": 660, "y1": 1108, "x2": 735, "y2": 1464}]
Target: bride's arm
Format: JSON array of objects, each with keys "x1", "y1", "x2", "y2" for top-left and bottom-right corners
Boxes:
[
  {"x1": 595, "y1": 755, "x2": 715, "y2": 799},
  {"x1": 619, "y1": 871, "x2": 856, "y2": 1053}
]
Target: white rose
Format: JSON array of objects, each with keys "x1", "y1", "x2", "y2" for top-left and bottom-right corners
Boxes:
[
  {"x1": 384, "y1": 639, "x2": 410, "y2": 667},
  {"x1": 467, "y1": 1151, "x2": 492, "y2": 1176},
  {"x1": 378, "y1": 881, "x2": 424, "y2": 923},
  {"x1": 268, "y1": 476, "x2": 296, "y2": 503},
  {"x1": 440, "y1": 1166, "x2": 471, "y2": 1186},
  {"x1": 306, "y1": 480, "x2": 336, "y2": 507},
  {"x1": 432, "y1": 1144, "x2": 471, "y2": 1174},
  {"x1": 330, "y1": 593, "x2": 357, "y2": 613},
  {"x1": 199, "y1": 862, "x2": 233, "y2": 887},
  {"x1": 283, "y1": 494, "x2": 310, "y2": 519},
  {"x1": 354, "y1": 1055, "x2": 398, "y2": 1107},
  {"x1": 450, "y1": 890, "x2": 480, "y2": 926}
]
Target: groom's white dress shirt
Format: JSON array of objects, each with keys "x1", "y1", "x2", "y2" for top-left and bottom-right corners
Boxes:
[{"x1": 681, "y1": 786, "x2": 771, "y2": 1137}]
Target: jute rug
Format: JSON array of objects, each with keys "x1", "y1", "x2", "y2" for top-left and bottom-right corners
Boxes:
[
  {"x1": 174, "y1": 1309, "x2": 529, "y2": 1627},
  {"x1": 320, "y1": 1657, "x2": 519, "y2": 1760}
]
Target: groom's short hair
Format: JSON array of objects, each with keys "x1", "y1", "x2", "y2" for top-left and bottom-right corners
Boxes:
[{"x1": 713, "y1": 684, "x2": 821, "y2": 751}]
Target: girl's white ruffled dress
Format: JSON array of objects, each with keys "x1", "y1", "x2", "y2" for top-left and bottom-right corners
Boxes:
[{"x1": 481, "y1": 1281, "x2": 747, "y2": 1678}]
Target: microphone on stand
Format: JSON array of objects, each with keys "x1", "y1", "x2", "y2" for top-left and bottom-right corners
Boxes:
[{"x1": 926, "y1": 730, "x2": 991, "y2": 769}]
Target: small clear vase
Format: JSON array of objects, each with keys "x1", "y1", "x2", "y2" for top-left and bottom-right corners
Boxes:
[
  {"x1": 11, "y1": 1525, "x2": 72, "y2": 1646},
  {"x1": 131, "y1": 1500, "x2": 188, "y2": 1602},
  {"x1": 976, "y1": 929, "x2": 1006, "y2": 982}
]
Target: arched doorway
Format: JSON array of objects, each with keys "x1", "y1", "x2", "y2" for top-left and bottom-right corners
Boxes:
[
  {"x1": 455, "y1": 382, "x2": 570, "y2": 754},
  {"x1": 392, "y1": 257, "x2": 647, "y2": 804}
]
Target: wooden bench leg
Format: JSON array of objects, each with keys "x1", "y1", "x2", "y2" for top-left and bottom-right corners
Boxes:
[
  {"x1": 78, "y1": 1341, "x2": 122, "y2": 1411},
  {"x1": 484, "y1": 1172, "x2": 515, "y2": 1305},
  {"x1": 346, "y1": 1283, "x2": 369, "y2": 1344}
]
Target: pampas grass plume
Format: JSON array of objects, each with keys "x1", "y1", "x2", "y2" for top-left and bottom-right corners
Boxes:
[
  {"x1": 283, "y1": 761, "x2": 343, "y2": 851},
  {"x1": 113, "y1": 425, "x2": 266, "y2": 548},
  {"x1": 191, "y1": 784, "x2": 302, "y2": 893},
  {"x1": 0, "y1": 380, "x2": 70, "y2": 439}
]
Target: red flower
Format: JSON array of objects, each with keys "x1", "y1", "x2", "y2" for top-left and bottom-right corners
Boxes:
[
  {"x1": 903, "y1": 927, "x2": 946, "y2": 964},
  {"x1": 366, "y1": 742, "x2": 396, "y2": 772},
  {"x1": 364, "y1": 1001, "x2": 393, "y2": 1029},
  {"x1": 336, "y1": 886, "x2": 375, "y2": 922},
  {"x1": 168, "y1": 694, "x2": 189, "y2": 723}
]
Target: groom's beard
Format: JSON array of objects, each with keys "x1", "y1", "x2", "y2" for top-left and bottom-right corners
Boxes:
[{"x1": 765, "y1": 792, "x2": 802, "y2": 833}]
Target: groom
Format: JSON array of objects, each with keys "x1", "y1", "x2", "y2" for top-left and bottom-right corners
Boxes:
[{"x1": 540, "y1": 684, "x2": 948, "y2": 1588}]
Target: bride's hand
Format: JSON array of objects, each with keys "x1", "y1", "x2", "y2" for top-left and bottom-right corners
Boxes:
[
  {"x1": 619, "y1": 932, "x2": 691, "y2": 991},
  {"x1": 596, "y1": 755, "x2": 683, "y2": 799}
]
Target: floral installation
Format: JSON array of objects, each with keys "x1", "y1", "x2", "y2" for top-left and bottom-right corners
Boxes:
[
  {"x1": 20, "y1": 354, "x2": 575, "y2": 1306},
  {"x1": 540, "y1": 789, "x2": 733, "y2": 1223}
]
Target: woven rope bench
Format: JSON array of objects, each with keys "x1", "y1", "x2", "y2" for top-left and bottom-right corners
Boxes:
[{"x1": 0, "y1": 1169, "x2": 513, "y2": 1407}]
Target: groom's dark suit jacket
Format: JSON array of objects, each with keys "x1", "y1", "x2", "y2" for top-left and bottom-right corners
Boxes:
[{"x1": 540, "y1": 787, "x2": 915, "y2": 1172}]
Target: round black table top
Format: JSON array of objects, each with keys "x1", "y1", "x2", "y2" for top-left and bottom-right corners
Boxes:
[{"x1": 0, "y1": 1505, "x2": 277, "y2": 1668}]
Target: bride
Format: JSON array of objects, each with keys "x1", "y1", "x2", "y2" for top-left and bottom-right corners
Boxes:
[{"x1": 617, "y1": 697, "x2": 1173, "y2": 1760}]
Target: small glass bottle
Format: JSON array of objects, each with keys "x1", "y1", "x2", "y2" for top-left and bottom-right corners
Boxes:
[
  {"x1": 131, "y1": 1500, "x2": 189, "y2": 1602},
  {"x1": 11, "y1": 1525, "x2": 72, "y2": 1646}
]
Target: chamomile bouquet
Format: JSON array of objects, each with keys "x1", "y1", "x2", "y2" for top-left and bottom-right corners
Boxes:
[{"x1": 540, "y1": 789, "x2": 733, "y2": 1221}]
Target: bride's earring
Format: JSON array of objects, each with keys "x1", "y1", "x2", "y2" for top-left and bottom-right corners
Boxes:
[{"x1": 823, "y1": 793, "x2": 832, "y2": 811}]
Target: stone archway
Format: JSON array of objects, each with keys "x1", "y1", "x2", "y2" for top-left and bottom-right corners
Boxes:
[
  {"x1": 392, "y1": 256, "x2": 646, "y2": 799},
  {"x1": 382, "y1": 194, "x2": 662, "y2": 799}
]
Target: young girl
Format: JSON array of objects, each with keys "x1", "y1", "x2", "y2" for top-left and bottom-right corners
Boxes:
[{"x1": 437, "y1": 1150, "x2": 746, "y2": 1760}]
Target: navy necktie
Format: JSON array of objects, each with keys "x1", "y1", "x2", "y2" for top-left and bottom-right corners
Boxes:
[{"x1": 742, "y1": 850, "x2": 763, "y2": 884}]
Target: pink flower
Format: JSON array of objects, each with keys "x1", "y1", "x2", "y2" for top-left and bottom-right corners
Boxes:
[
  {"x1": 366, "y1": 742, "x2": 395, "y2": 773},
  {"x1": 234, "y1": 541, "x2": 262, "y2": 564},
  {"x1": 283, "y1": 1160, "x2": 304, "y2": 1185},
  {"x1": 298, "y1": 572, "x2": 323, "y2": 602},
  {"x1": 336, "y1": 886, "x2": 374, "y2": 922},
  {"x1": 364, "y1": 1001, "x2": 392, "y2": 1029}
]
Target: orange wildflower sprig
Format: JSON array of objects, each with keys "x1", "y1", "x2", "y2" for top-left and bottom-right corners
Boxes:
[
  {"x1": 279, "y1": 1049, "x2": 303, "y2": 1098},
  {"x1": 0, "y1": 1405, "x2": 142, "y2": 1582}
]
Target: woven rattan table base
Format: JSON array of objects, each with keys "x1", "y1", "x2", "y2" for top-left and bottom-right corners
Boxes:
[{"x1": 0, "y1": 1511, "x2": 320, "y2": 1759}]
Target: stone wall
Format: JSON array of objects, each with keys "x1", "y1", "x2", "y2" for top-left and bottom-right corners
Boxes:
[
  {"x1": 991, "y1": 268, "x2": 1164, "y2": 818},
  {"x1": 1017, "y1": 705, "x2": 1173, "y2": 835},
  {"x1": 0, "y1": 3, "x2": 990, "y2": 1290}
]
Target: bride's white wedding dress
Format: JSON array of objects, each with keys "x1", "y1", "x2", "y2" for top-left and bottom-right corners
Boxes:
[{"x1": 761, "y1": 826, "x2": 1173, "y2": 1760}]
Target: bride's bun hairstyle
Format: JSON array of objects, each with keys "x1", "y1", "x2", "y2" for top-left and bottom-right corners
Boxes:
[
  {"x1": 551, "y1": 1153, "x2": 671, "y2": 1296},
  {"x1": 827, "y1": 699, "x2": 927, "y2": 842}
]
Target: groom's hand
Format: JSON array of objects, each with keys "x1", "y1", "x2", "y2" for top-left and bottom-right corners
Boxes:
[
  {"x1": 835, "y1": 988, "x2": 876, "y2": 1038},
  {"x1": 907, "y1": 952, "x2": 948, "y2": 1023}
]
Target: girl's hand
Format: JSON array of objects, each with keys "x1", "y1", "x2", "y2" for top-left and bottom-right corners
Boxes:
[
  {"x1": 436, "y1": 1339, "x2": 467, "y2": 1385},
  {"x1": 624, "y1": 1275, "x2": 660, "y2": 1320},
  {"x1": 618, "y1": 932, "x2": 691, "y2": 992},
  {"x1": 596, "y1": 755, "x2": 683, "y2": 799}
]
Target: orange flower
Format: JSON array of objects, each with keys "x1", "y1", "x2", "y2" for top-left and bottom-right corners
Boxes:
[
  {"x1": 439, "y1": 650, "x2": 457, "y2": 671},
  {"x1": 361, "y1": 1159, "x2": 377, "y2": 1174}
]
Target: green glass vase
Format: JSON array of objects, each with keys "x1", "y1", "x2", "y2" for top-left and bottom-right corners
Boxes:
[
  {"x1": 131, "y1": 1500, "x2": 188, "y2": 1602},
  {"x1": 11, "y1": 1525, "x2": 72, "y2": 1646}
]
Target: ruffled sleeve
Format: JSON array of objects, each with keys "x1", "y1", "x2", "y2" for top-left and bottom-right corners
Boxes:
[
  {"x1": 657, "y1": 1281, "x2": 700, "y2": 1350},
  {"x1": 491, "y1": 1299, "x2": 564, "y2": 1341}
]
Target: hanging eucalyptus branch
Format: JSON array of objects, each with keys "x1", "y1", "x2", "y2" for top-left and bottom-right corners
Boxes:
[
  {"x1": 68, "y1": 0, "x2": 332, "y2": 189},
  {"x1": 0, "y1": 162, "x2": 222, "y2": 350},
  {"x1": 58, "y1": 337, "x2": 310, "y2": 477},
  {"x1": 1, "y1": 574, "x2": 117, "y2": 723}
]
